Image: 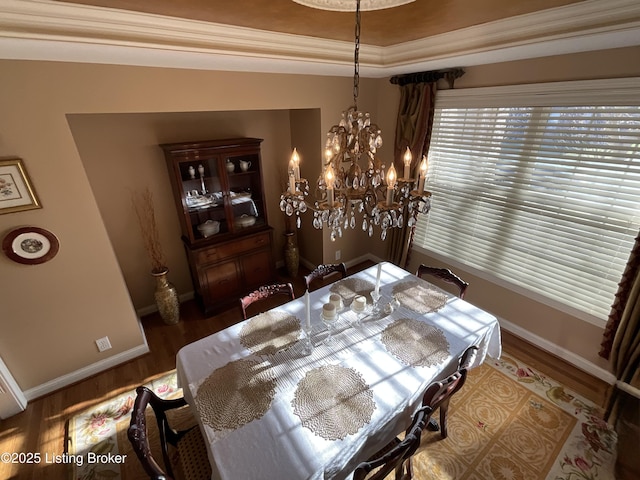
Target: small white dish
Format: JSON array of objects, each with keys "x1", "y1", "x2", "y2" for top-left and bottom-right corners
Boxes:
[
  {"x1": 234, "y1": 214, "x2": 257, "y2": 228},
  {"x1": 321, "y1": 303, "x2": 338, "y2": 322},
  {"x1": 351, "y1": 295, "x2": 367, "y2": 313},
  {"x1": 329, "y1": 294, "x2": 344, "y2": 311},
  {"x1": 197, "y1": 220, "x2": 220, "y2": 237}
]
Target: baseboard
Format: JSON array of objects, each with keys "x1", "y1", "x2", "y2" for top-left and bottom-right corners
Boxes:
[
  {"x1": 499, "y1": 316, "x2": 616, "y2": 385},
  {"x1": 23, "y1": 343, "x2": 150, "y2": 401},
  {"x1": 136, "y1": 291, "x2": 194, "y2": 317},
  {"x1": 345, "y1": 253, "x2": 383, "y2": 269}
]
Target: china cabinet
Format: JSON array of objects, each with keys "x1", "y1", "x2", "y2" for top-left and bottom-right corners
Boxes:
[{"x1": 161, "y1": 138, "x2": 274, "y2": 314}]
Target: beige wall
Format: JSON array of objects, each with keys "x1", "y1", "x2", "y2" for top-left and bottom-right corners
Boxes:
[
  {"x1": 406, "y1": 45, "x2": 640, "y2": 372},
  {"x1": 454, "y1": 45, "x2": 640, "y2": 88},
  {"x1": 289, "y1": 108, "x2": 323, "y2": 268},
  {"x1": 0, "y1": 60, "x2": 380, "y2": 393}
]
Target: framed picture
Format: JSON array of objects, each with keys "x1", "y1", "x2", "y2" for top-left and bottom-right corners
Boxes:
[
  {"x1": 0, "y1": 158, "x2": 41, "y2": 214},
  {"x1": 2, "y1": 227, "x2": 59, "y2": 265}
]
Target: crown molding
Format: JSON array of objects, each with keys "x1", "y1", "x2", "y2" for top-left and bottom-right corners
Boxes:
[
  {"x1": 383, "y1": 0, "x2": 640, "y2": 68},
  {"x1": 0, "y1": 0, "x2": 638, "y2": 77}
]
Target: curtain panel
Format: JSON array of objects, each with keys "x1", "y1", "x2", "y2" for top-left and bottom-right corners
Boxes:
[
  {"x1": 601, "y1": 230, "x2": 640, "y2": 361},
  {"x1": 388, "y1": 82, "x2": 436, "y2": 267},
  {"x1": 600, "y1": 230, "x2": 640, "y2": 422}
]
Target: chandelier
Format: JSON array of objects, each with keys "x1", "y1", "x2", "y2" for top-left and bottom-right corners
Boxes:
[{"x1": 280, "y1": 0, "x2": 431, "y2": 241}]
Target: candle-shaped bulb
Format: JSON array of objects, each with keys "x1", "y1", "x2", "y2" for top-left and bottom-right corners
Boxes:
[
  {"x1": 419, "y1": 155, "x2": 428, "y2": 176},
  {"x1": 291, "y1": 148, "x2": 300, "y2": 167},
  {"x1": 325, "y1": 163, "x2": 335, "y2": 189},
  {"x1": 325, "y1": 163, "x2": 335, "y2": 206},
  {"x1": 403, "y1": 147, "x2": 412, "y2": 165},
  {"x1": 418, "y1": 155, "x2": 428, "y2": 193},
  {"x1": 291, "y1": 148, "x2": 301, "y2": 180},
  {"x1": 386, "y1": 164, "x2": 397, "y2": 206},
  {"x1": 386, "y1": 164, "x2": 397, "y2": 188},
  {"x1": 403, "y1": 147, "x2": 412, "y2": 179}
]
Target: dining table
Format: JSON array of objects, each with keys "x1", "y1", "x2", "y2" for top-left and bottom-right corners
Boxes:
[{"x1": 176, "y1": 261, "x2": 502, "y2": 480}]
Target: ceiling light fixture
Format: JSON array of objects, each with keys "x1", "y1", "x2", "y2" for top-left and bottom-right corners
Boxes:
[
  {"x1": 292, "y1": 0, "x2": 415, "y2": 11},
  {"x1": 280, "y1": 0, "x2": 431, "y2": 241}
]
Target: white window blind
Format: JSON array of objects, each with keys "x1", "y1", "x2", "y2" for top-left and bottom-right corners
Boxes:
[{"x1": 414, "y1": 79, "x2": 640, "y2": 325}]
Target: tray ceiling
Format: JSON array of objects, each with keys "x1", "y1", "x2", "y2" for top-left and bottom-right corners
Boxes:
[
  {"x1": 1, "y1": 0, "x2": 639, "y2": 76},
  {"x1": 54, "y1": 0, "x2": 588, "y2": 46}
]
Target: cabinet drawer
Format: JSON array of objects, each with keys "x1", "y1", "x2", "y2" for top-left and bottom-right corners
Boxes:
[
  {"x1": 202, "y1": 261, "x2": 240, "y2": 300},
  {"x1": 232, "y1": 232, "x2": 270, "y2": 254},
  {"x1": 196, "y1": 245, "x2": 223, "y2": 264},
  {"x1": 196, "y1": 232, "x2": 270, "y2": 264}
]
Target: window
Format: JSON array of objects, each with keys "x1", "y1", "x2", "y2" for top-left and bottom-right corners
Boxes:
[{"x1": 413, "y1": 79, "x2": 640, "y2": 326}]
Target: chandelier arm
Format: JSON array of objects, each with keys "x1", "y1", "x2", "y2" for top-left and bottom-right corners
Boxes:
[
  {"x1": 314, "y1": 180, "x2": 327, "y2": 202},
  {"x1": 359, "y1": 183, "x2": 386, "y2": 217}
]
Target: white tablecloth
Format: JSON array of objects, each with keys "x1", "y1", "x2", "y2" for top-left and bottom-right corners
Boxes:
[{"x1": 176, "y1": 262, "x2": 501, "y2": 480}]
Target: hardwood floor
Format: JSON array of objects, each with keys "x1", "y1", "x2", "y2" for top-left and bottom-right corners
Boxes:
[
  {"x1": 0, "y1": 260, "x2": 612, "y2": 479},
  {"x1": 500, "y1": 330, "x2": 611, "y2": 407}
]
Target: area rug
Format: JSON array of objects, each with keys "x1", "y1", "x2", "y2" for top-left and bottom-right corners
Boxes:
[
  {"x1": 65, "y1": 370, "x2": 182, "y2": 480},
  {"x1": 65, "y1": 354, "x2": 617, "y2": 480},
  {"x1": 411, "y1": 353, "x2": 617, "y2": 480}
]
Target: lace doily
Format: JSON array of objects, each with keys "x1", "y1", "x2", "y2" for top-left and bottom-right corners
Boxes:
[
  {"x1": 330, "y1": 278, "x2": 375, "y2": 305},
  {"x1": 381, "y1": 318, "x2": 450, "y2": 367},
  {"x1": 392, "y1": 281, "x2": 448, "y2": 314},
  {"x1": 291, "y1": 365, "x2": 376, "y2": 441},
  {"x1": 239, "y1": 311, "x2": 301, "y2": 356},
  {"x1": 195, "y1": 358, "x2": 277, "y2": 431}
]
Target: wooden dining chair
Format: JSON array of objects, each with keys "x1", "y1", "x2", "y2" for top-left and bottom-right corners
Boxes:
[
  {"x1": 415, "y1": 264, "x2": 469, "y2": 299},
  {"x1": 353, "y1": 346, "x2": 478, "y2": 480},
  {"x1": 353, "y1": 403, "x2": 432, "y2": 480},
  {"x1": 425, "y1": 345, "x2": 477, "y2": 439},
  {"x1": 127, "y1": 386, "x2": 211, "y2": 480},
  {"x1": 239, "y1": 282, "x2": 295, "y2": 319},
  {"x1": 304, "y1": 263, "x2": 347, "y2": 291}
]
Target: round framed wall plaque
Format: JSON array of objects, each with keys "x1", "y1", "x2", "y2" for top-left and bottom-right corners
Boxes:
[{"x1": 2, "y1": 226, "x2": 59, "y2": 265}]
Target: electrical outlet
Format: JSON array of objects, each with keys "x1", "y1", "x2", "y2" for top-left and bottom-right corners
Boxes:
[
  {"x1": 95, "y1": 336, "x2": 112, "y2": 352},
  {"x1": 335, "y1": 249, "x2": 341, "y2": 260}
]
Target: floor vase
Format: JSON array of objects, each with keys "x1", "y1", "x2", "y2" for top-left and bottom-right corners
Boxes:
[
  {"x1": 151, "y1": 267, "x2": 180, "y2": 325},
  {"x1": 284, "y1": 232, "x2": 299, "y2": 277}
]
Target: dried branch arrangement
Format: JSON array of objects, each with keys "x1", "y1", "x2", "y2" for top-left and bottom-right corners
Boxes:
[{"x1": 132, "y1": 187, "x2": 166, "y2": 273}]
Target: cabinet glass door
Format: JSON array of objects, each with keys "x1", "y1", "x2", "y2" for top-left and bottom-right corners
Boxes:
[
  {"x1": 225, "y1": 152, "x2": 265, "y2": 232},
  {"x1": 179, "y1": 158, "x2": 228, "y2": 240}
]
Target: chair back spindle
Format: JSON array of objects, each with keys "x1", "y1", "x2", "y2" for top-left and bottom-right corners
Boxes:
[
  {"x1": 240, "y1": 283, "x2": 295, "y2": 319},
  {"x1": 304, "y1": 263, "x2": 347, "y2": 291},
  {"x1": 416, "y1": 265, "x2": 469, "y2": 299}
]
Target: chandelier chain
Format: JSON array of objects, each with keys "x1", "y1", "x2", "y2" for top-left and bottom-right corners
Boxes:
[{"x1": 353, "y1": 0, "x2": 360, "y2": 107}]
